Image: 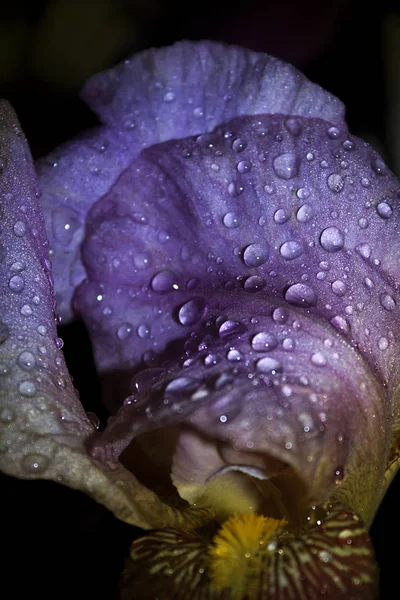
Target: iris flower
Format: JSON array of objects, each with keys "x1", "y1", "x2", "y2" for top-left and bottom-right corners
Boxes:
[{"x1": 1, "y1": 41, "x2": 399, "y2": 599}]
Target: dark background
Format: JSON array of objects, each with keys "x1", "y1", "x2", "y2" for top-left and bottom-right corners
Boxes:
[{"x1": 1, "y1": 0, "x2": 399, "y2": 598}]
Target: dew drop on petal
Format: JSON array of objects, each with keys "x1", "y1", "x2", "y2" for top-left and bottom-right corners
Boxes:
[
  {"x1": 137, "y1": 323, "x2": 151, "y2": 339},
  {"x1": 13, "y1": 220, "x2": 27, "y2": 237},
  {"x1": 272, "y1": 153, "x2": 299, "y2": 180},
  {"x1": 371, "y1": 158, "x2": 388, "y2": 175},
  {"x1": 296, "y1": 204, "x2": 313, "y2": 223},
  {"x1": 376, "y1": 202, "x2": 393, "y2": 219},
  {"x1": 320, "y1": 227, "x2": 344, "y2": 252},
  {"x1": 17, "y1": 351, "x2": 36, "y2": 371},
  {"x1": 18, "y1": 381, "x2": 37, "y2": 397},
  {"x1": 330, "y1": 315, "x2": 350, "y2": 335},
  {"x1": 223, "y1": 212, "x2": 240, "y2": 229},
  {"x1": 219, "y1": 320, "x2": 246, "y2": 339},
  {"x1": 282, "y1": 337, "x2": 295, "y2": 351},
  {"x1": 227, "y1": 181, "x2": 244, "y2": 197},
  {"x1": 151, "y1": 269, "x2": 180, "y2": 293},
  {"x1": 280, "y1": 241, "x2": 303, "y2": 260},
  {"x1": 243, "y1": 244, "x2": 268, "y2": 267},
  {"x1": 380, "y1": 294, "x2": 395, "y2": 311},
  {"x1": 273, "y1": 209, "x2": 290, "y2": 224},
  {"x1": 331, "y1": 280, "x2": 347, "y2": 296},
  {"x1": 243, "y1": 275, "x2": 266, "y2": 292},
  {"x1": 117, "y1": 323, "x2": 133, "y2": 340},
  {"x1": 256, "y1": 357, "x2": 282, "y2": 374},
  {"x1": 20, "y1": 304, "x2": 33, "y2": 316},
  {"x1": 272, "y1": 307, "x2": 289, "y2": 324},
  {"x1": 378, "y1": 337, "x2": 389, "y2": 350},
  {"x1": 178, "y1": 298, "x2": 206, "y2": 326},
  {"x1": 285, "y1": 283, "x2": 317, "y2": 307},
  {"x1": 311, "y1": 352, "x2": 327, "y2": 367},
  {"x1": 8, "y1": 275, "x2": 25, "y2": 293},
  {"x1": 251, "y1": 332, "x2": 278, "y2": 352},
  {"x1": 327, "y1": 173, "x2": 345, "y2": 193}
]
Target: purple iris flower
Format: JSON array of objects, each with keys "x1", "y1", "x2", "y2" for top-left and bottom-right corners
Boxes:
[{"x1": 1, "y1": 41, "x2": 398, "y2": 598}]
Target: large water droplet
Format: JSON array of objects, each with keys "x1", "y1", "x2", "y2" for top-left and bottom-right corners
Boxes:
[
  {"x1": 228, "y1": 181, "x2": 244, "y2": 197},
  {"x1": 236, "y1": 160, "x2": 252, "y2": 174},
  {"x1": 311, "y1": 352, "x2": 327, "y2": 367},
  {"x1": 117, "y1": 323, "x2": 133, "y2": 340},
  {"x1": 232, "y1": 138, "x2": 247, "y2": 153},
  {"x1": 327, "y1": 173, "x2": 345, "y2": 193},
  {"x1": 256, "y1": 357, "x2": 282, "y2": 374},
  {"x1": 280, "y1": 241, "x2": 303, "y2": 260},
  {"x1": 296, "y1": 204, "x2": 313, "y2": 223},
  {"x1": 243, "y1": 275, "x2": 266, "y2": 292},
  {"x1": 251, "y1": 332, "x2": 278, "y2": 352},
  {"x1": 151, "y1": 270, "x2": 180, "y2": 293},
  {"x1": 243, "y1": 243, "x2": 268, "y2": 267},
  {"x1": 13, "y1": 220, "x2": 27, "y2": 237},
  {"x1": 376, "y1": 202, "x2": 393, "y2": 219},
  {"x1": 17, "y1": 351, "x2": 36, "y2": 371},
  {"x1": 327, "y1": 126, "x2": 340, "y2": 139},
  {"x1": 272, "y1": 307, "x2": 289, "y2": 324},
  {"x1": 219, "y1": 320, "x2": 246, "y2": 339},
  {"x1": 331, "y1": 280, "x2": 347, "y2": 296},
  {"x1": 20, "y1": 304, "x2": 33, "y2": 316},
  {"x1": 320, "y1": 227, "x2": 344, "y2": 252},
  {"x1": 285, "y1": 283, "x2": 317, "y2": 307},
  {"x1": 380, "y1": 294, "x2": 395, "y2": 311},
  {"x1": 285, "y1": 118, "x2": 302, "y2": 136},
  {"x1": 223, "y1": 212, "x2": 240, "y2": 229},
  {"x1": 178, "y1": 298, "x2": 206, "y2": 326},
  {"x1": 273, "y1": 209, "x2": 290, "y2": 224},
  {"x1": 272, "y1": 153, "x2": 299, "y2": 180},
  {"x1": 378, "y1": 337, "x2": 389, "y2": 350},
  {"x1": 371, "y1": 158, "x2": 388, "y2": 175},
  {"x1": 18, "y1": 380, "x2": 37, "y2": 397},
  {"x1": 137, "y1": 323, "x2": 151, "y2": 338},
  {"x1": 165, "y1": 377, "x2": 198, "y2": 395},
  {"x1": 330, "y1": 315, "x2": 349, "y2": 335},
  {"x1": 8, "y1": 275, "x2": 25, "y2": 293}
]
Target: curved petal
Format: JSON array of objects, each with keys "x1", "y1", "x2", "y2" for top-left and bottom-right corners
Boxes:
[
  {"x1": 121, "y1": 504, "x2": 378, "y2": 599},
  {"x1": 0, "y1": 101, "x2": 213, "y2": 530},
  {"x1": 39, "y1": 40, "x2": 346, "y2": 322}
]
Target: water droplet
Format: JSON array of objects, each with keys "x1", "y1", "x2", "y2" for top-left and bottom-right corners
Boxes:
[
  {"x1": 285, "y1": 283, "x2": 317, "y2": 307},
  {"x1": 13, "y1": 220, "x2": 27, "y2": 237},
  {"x1": 243, "y1": 275, "x2": 266, "y2": 292},
  {"x1": 21, "y1": 453, "x2": 49, "y2": 474},
  {"x1": 282, "y1": 337, "x2": 295, "y2": 351},
  {"x1": 331, "y1": 280, "x2": 346, "y2": 296},
  {"x1": 178, "y1": 298, "x2": 206, "y2": 326},
  {"x1": 256, "y1": 357, "x2": 282, "y2": 374},
  {"x1": 378, "y1": 337, "x2": 389, "y2": 351},
  {"x1": 18, "y1": 380, "x2": 37, "y2": 397},
  {"x1": 327, "y1": 173, "x2": 345, "y2": 193},
  {"x1": 356, "y1": 244, "x2": 371, "y2": 259},
  {"x1": 236, "y1": 161, "x2": 252, "y2": 174},
  {"x1": 273, "y1": 209, "x2": 290, "y2": 224},
  {"x1": 330, "y1": 315, "x2": 349, "y2": 335},
  {"x1": 228, "y1": 181, "x2": 244, "y2": 197},
  {"x1": 0, "y1": 407, "x2": 15, "y2": 423},
  {"x1": 151, "y1": 270, "x2": 180, "y2": 293},
  {"x1": 371, "y1": 158, "x2": 388, "y2": 175},
  {"x1": 243, "y1": 243, "x2": 268, "y2": 267},
  {"x1": 134, "y1": 253, "x2": 151, "y2": 269},
  {"x1": 165, "y1": 377, "x2": 198, "y2": 395},
  {"x1": 8, "y1": 275, "x2": 25, "y2": 293},
  {"x1": 380, "y1": 294, "x2": 395, "y2": 311},
  {"x1": 311, "y1": 352, "x2": 327, "y2": 367},
  {"x1": 342, "y1": 140, "x2": 354, "y2": 151},
  {"x1": 320, "y1": 227, "x2": 344, "y2": 252},
  {"x1": 272, "y1": 307, "x2": 289, "y2": 324},
  {"x1": 376, "y1": 202, "x2": 393, "y2": 219},
  {"x1": 252, "y1": 332, "x2": 278, "y2": 352},
  {"x1": 163, "y1": 91, "x2": 175, "y2": 102},
  {"x1": 296, "y1": 187, "x2": 310, "y2": 200},
  {"x1": 227, "y1": 349, "x2": 242, "y2": 361},
  {"x1": 223, "y1": 212, "x2": 240, "y2": 229},
  {"x1": 219, "y1": 320, "x2": 246, "y2": 339},
  {"x1": 327, "y1": 126, "x2": 340, "y2": 139},
  {"x1": 272, "y1": 153, "x2": 299, "y2": 180},
  {"x1": 285, "y1": 118, "x2": 302, "y2": 136},
  {"x1": 280, "y1": 240, "x2": 303, "y2": 260},
  {"x1": 17, "y1": 351, "x2": 36, "y2": 371},
  {"x1": 232, "y1": 138, "x2": 247, "y2": 153},
  {"x1": 137, "y1": 323, "x2": 151, "y2": 338},
  {"x1": 117, "y1": 323, "x2": 133, "y2": 340},
  {"x1": 296, "y1": 204, "x2": 313, "y2": 223}
]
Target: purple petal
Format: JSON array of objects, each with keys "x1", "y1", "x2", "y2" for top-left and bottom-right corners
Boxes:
[
  {"x1": 39, "y1": 40, "x2": 346, "y2": 322},
  {"x1": 0, "y1": 101, "x2": 211, "y2": 530},
  {"x1": 77, "y1": 112, "x2": 400, "y2": 525}
]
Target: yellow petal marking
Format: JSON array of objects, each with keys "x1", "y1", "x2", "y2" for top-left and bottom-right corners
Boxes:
[{"x1": 209, "y1": 512, "x2": 286, "y2": 599}]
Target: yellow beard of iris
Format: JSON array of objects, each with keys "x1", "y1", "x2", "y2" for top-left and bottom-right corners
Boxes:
[{"x1": 209, "y1": 513, "x2": 286, "y2": 600}]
